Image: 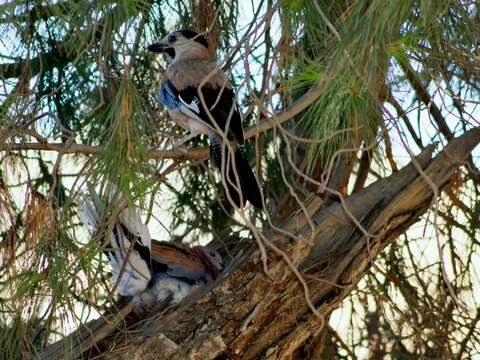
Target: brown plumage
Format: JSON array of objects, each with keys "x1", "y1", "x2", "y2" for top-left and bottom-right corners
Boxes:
[
  {"x1": 150, "y1": 240, "x2": 221, "y2": 284},
  {"x1": 80, "y1": 188, "x2": 225, "y2": 307},
  {"x1": 166, "y1": 60, "x2": 230, "y2": 91}
]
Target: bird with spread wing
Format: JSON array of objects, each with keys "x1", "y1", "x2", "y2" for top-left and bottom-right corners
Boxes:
[
  {"x1": 80, "y1": 188, "x2": 225, "y2": 309},
  {"x1": 148, "y1": 30, "x2": 263, "y2": 209}
]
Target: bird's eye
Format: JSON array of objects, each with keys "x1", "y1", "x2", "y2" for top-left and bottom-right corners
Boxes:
[
  {"x1": 209, "y1": 251, "x2": 216, "y2": 257},
  {"x1": 167, "y1": 34, "x2": 176, "y2": 43}
]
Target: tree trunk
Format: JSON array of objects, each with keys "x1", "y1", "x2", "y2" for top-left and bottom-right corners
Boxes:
[{"x1": 37, "y1": 127, "x2": 480, "y2": 360}]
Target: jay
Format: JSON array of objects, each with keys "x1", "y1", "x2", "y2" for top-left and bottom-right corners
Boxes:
[
  {"x1": 148, "y1": 30, "x2": 263, "y2": 209},
  {"x1": 80, "y1": 189, "x2": 225, "y2": 308}
]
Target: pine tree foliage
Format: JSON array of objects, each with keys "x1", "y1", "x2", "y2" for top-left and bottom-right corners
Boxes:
[{"x1": 0, "y1": 0, "x2": 479, "y2": 358}]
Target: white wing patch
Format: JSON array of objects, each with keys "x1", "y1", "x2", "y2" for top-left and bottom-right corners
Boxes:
[
  {"x1": 80, "y1": 187, "x2": 152, "y2": 298},
  {"x1": 178, "y1": 94, "x2": 200, "y2": 114},
  {"x1": 109, "y1": 224, "x2": 151, "y2": 297},
  {"x1": 118, "y1": 206, "x2": 152, "y2": 250},
  {"x1": 137, "y1": 273, "x2": 194, "y2": 306}
]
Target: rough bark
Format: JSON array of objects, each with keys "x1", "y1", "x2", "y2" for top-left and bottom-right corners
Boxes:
[{"x1": 36, "y1": 127, "x2": 480, "y2": 360}]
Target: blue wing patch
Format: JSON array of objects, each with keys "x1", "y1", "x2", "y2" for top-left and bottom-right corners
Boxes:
[
  {"x1": 158, "y1": 80, "x2": 244, "y2": 143},
  {"x1": 159, "y1": 80, "x2": 201, "y2": 115},
  {"x1": 159, "y1": 80, "x2": 181, "y2": 112}
]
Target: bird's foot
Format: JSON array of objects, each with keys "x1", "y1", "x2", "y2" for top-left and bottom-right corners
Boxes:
[
  {"x1": 173, "y1": 143, "x2": 188, "y2": 154},
  {"x1": 166, "y1": 137, "x2": 188, "y2": 154}
]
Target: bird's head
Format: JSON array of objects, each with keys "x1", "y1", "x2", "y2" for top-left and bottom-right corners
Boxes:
[
  {"x1": 191, "y1": 245, "x2": 225, "y2": 280},
  {"x1": 148, "y1": 30, "x2": 209, "y2": 62}
]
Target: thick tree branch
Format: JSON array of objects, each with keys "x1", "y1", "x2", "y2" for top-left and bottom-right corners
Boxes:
[
  {"x1": 143, "y1": 128, "x2": 480, "y2": 359},
  {"x1": 38, "y1": 127, "x2": 480, "y2": 360}
]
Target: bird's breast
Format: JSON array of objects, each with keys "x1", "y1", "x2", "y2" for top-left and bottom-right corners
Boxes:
[
  {"x1": 169, "y1": 111, "x2": 211, "y2": 135},
  {"x1": 167, "y1": 61, "x2": 231, "y2": 90}
]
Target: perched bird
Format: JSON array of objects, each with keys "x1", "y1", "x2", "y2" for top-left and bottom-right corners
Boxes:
[
  {"x1": 148, "y1": 30, "x2": 263, "y2": 209},
  {"x1": 80, "y1": 188, "x2": 225, "y2": 308}
]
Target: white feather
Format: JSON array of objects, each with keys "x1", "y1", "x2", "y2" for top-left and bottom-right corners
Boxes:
[
  {"x1": 80, "y1": 186, "x2": 152, "y2": 297},
  {"x1": 137, "y1": 273, "x2": 194, "y2": 306},
  {"x1": 178, "y1": 94, "x2": 200, "y2": 114},
  {"x1": 118, "y1": 206, "x2": 151, "y2": 250},
  {"x1": 78, "y1": 195, "x2": 99, "y2": 233},
  {"x1": 109, "y1": 222, "x2": 151, "y2": 297}
]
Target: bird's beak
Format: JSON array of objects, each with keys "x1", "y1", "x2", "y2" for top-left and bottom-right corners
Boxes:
[{"x1": 148, "y1": 41, "x2": 169, "y2": 53}]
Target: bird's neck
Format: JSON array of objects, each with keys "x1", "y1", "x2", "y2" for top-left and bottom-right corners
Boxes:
[
  {"x1": 191, "y1": 247, "x2": 220, "y2": 281},
  {"x1": 172, "y1": 46, "x2": 211, "y2": 63}
]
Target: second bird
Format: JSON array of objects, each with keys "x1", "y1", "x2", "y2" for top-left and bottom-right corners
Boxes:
[{"x1": 148, "y1": 30, "x2": 262, "y2": 209}]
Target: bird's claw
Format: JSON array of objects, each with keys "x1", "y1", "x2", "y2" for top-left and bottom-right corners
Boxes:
[
  {"x1": 167, "y1": 137, "x2": 188, "y2": 154},
  {"x1": 174, "y1": 143, "x2": 188, "y2": 154}
]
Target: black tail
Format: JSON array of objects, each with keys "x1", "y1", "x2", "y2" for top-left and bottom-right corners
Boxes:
[
  {"x1": 226, "y1": 147, "x2": 263, "y2": 209},
  {"x1": 210, "y1": 139, "x2": 263, "y2": 209}
]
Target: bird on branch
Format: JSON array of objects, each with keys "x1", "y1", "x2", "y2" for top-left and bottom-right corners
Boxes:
[
  {"x1": 80, "y1": 188, "x2": 225, "y2": 310},
  {"x1": 148, "y1": 30, "x2": 263, "y2": 209}
]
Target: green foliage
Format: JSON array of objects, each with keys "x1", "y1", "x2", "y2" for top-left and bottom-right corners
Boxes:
[{"x1": 92, "y1": 74, "x2": 152, "y2": 198}]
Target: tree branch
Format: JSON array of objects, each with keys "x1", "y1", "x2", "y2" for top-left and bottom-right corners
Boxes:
[
  {"x1": 244, "y1": 82, "x2": 324, "y2": 138},
  {"x1": 0, "y1": 142, "x2": 209, "y2": 161},
  {"x1": 400, "y1": 61, "x2": 453, "y2": 140},
  {"x1": 400, "y1": 61, "x2": 480, "y2": 184},
  {"x1": 387, "y1": 91, "x2": 424, "y2": 149},
  {"x1": 0, "y1": 81, "x2": 324, "y2": 160},
  {"x1": 352, "y1": 148, "x2": 371, "y2": 193},
  {"x1": 38, "y1": 127, "x2": 480, "y2": 360}
]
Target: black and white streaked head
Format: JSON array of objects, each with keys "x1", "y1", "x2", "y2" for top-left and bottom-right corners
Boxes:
[
  {"x1": 191, "y1": 245, "x2": 225, "y2": 280},
  {"x1": 148, "y1": 30, "x2": 209, "y2": 62}
]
